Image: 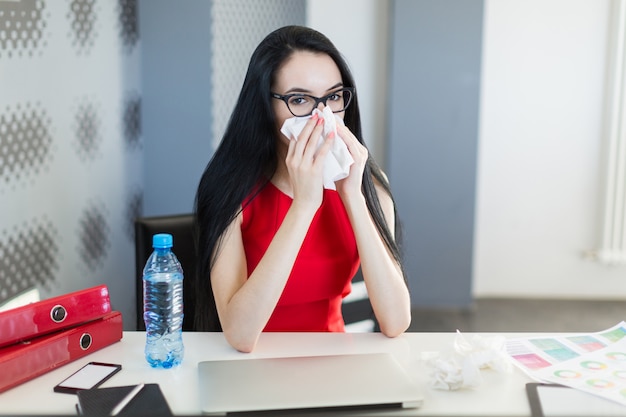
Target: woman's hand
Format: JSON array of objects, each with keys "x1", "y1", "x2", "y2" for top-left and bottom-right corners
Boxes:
[
  {"x1": 285, "y1": 114, "x2": 334, "y2": 213},
  {"x1": 335, "y1": 124, "x2": 368, "y2": 200},
  {"x1": 333, "y1": 123, "x2": 411, "y2": 336}
]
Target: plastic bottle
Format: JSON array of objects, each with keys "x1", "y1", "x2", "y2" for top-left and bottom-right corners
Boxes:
[{"x1": 143, "y1": 233, "x2": 184, "y2": 368}]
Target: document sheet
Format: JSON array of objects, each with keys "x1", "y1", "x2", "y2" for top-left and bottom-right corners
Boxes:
[{"x1": 507, "y1": 322, "x2": 626, "y2": 407}]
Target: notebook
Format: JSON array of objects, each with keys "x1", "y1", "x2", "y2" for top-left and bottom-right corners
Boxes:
[
  {"x1": 198, "y1": 352, "x2": 423, "y2": 415},
  {"x1": 76, "y1": 383, "x2": 172, "y2": 416}
]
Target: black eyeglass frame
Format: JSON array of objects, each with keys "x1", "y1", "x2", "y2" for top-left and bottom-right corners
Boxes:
[{"x1": 270, "y1": 87, "x2": 355, "y2": 117}]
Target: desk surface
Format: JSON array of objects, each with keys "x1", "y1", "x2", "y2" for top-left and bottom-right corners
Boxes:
[{"x1": 1, "y1": 331, "x2": 537, "y2": 416}]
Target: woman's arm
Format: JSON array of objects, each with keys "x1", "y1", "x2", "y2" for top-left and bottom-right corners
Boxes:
[
  {"x1": 335, "y1": 125, "x2": 411, "y2": 337},
  {"x1": 210, "y1": 203, "x2": 316, "y2": 353},
  {"x1": 210, "y1": 115, "x2": 335, "y2": 352},
  {"x1": 342, "y1": 183, "x2": 411, "y2": 336}
]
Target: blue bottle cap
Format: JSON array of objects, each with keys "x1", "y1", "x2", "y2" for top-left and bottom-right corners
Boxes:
[{"x1": 152, "y1": 233, "x2": 173, "y2": 248}]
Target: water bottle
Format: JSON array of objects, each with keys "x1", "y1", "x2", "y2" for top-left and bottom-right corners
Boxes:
[{"x1": 143, "y1": 233, "x2": 184, "y2": 368}]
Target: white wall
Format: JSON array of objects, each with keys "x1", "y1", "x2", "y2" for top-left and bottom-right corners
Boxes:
[
  {"x1": 306, "y1": 0, "x2": 389, "y2": 167},
  {"x1": 474, "y1": 0, "x2": 626, "y2": 298}
]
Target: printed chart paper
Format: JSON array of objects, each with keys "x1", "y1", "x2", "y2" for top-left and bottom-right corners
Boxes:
[{"x1": 506, "y1": 322, "x2": 626, "y2": 406}]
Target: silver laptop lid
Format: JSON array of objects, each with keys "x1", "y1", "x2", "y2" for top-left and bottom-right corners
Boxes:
[{"x1": 198, "y1": 352, "x2": 423, "y2": 415}]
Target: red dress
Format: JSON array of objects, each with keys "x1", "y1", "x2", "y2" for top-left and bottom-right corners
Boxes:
[{"x1": 241, "y1": 182, "x2": 360, "y2": 332}]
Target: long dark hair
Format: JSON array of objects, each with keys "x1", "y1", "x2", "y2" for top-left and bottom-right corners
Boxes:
[{"x1": 193, "y1": 25, "x2": 405, "y2": 331}]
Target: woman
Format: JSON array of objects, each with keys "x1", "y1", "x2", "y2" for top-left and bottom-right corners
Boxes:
[{"x1": 194, "y1": 25, "x2": 410, "y2": 352}]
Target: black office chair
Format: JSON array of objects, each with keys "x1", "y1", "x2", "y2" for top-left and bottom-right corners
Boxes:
[{"x1": 134, "y1": 213, "x2": 197, "y2": 331}]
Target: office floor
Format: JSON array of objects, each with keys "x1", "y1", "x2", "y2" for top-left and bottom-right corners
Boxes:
[{"x1": 408, "y1": 298, "x2": 626, "y2": 333}]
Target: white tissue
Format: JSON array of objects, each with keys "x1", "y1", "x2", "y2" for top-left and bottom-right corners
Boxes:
[
  {"x1": 280, "y1": 106, "x2": 354, "y2": 190},
  {"x1": 422, "y1": 330, "x2": 512, "y2": 391}
]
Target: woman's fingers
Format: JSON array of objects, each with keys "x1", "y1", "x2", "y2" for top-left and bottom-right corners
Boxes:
[
  {"x1": 285, "y1": 114, "x2": 327, "y2": 186},
  {"x1": 301, "y1": 116, "x2": 325, "y2": 162},
  {"x1": 287, "y1": 114, "x2": 320, "y2": 166},
  {"x1": 312, "y1": 130, "x2": 334, "y2": 168},
  {"x1": 337, "y1": 124, "x2": 367, "y2": 162},
  {"x1": 293, "y1": 113, "x2": 320, "y2": 151}
]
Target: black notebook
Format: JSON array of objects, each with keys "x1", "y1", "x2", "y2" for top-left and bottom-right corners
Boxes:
[{"x1": 76, "y1": 383, "x2": 172, "y2": 416}]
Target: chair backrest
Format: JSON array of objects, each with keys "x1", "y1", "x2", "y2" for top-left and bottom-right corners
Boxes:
[{"x1": 134, "y1": 213, "x2": 197, "y2": 331}]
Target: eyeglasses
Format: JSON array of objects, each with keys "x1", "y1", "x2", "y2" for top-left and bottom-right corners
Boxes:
[{"x1": 271, "y1": 87, "x2": 354, "y2": 117}]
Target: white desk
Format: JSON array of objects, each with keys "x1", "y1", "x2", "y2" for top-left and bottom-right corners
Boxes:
[{"x1": 0, "y1": 331, "x2": 536, "y2": 416}]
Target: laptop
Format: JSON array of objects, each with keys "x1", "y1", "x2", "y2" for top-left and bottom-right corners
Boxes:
[{"x1": 197, "y1": 352, "x2": 423, "y2": 415}]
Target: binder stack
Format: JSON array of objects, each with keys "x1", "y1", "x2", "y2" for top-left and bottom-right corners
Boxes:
[{"x1": 0, "y1": 285, "x2": 123, "y2": 393}]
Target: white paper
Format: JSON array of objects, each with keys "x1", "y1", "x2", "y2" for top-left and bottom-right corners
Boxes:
[
  {"x1": 423, "y1": 330, "x2": 511, "y2": 391},
  {"x1": 506, "y1": 322, "x2": 626, "y2": 407}
]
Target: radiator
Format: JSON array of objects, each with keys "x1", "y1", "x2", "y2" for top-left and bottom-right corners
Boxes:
[{"x1": 597, "y1": 0, "x2": 626, "y2": 265}]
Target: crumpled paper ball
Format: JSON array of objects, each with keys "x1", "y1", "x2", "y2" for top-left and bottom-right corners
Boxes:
[{"x1": 422, "y1": 330, "x2": 512, "y2": 391}]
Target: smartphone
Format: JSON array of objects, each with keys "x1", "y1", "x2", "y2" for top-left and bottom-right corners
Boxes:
[{"x1": 53, "y1": 362, "x2": 122, "y2": 394}]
